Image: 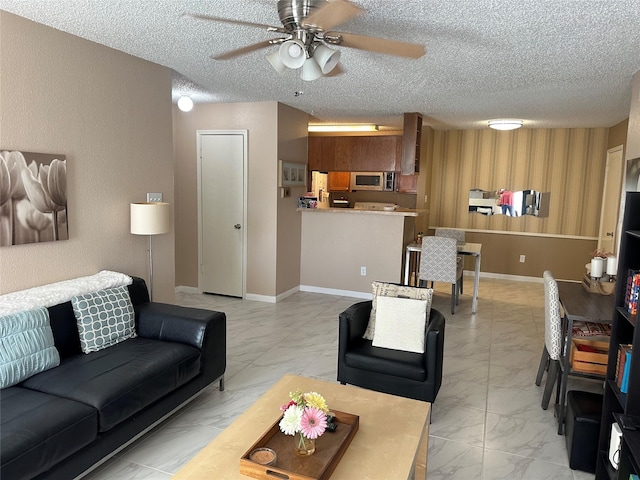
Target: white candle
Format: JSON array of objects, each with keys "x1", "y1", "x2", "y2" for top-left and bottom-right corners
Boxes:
[
  {"x1": 606, "y1": 256, "x2": 618, "y2": 276},
  {"x1": 591, "y1": 257, "x2": 604, "y2": 278}
]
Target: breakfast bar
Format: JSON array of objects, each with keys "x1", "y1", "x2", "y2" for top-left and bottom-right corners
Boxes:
[{"x1": 299, "y1": 206, "x2": 426, "y2": 296}]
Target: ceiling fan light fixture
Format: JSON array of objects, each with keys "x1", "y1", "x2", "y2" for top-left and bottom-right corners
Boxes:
[
  {"x1": 279, "y1": 39, "x2": 306, "y2": 69},
  {"x1": 266, "y1": 50, "x2": 288, "y2": 75},
  {"x1": 300, "y1": 57, "x2": 323, "y2": 81},
  {"x1": 488, "y1": 120, "x2": 523, "y2": 131},
  {"x1": 313, "y1": 44, "x2": 341, "y2": 74},
  {"x1": 177, "y1": 95, "x2": 194, "y2": 112}
]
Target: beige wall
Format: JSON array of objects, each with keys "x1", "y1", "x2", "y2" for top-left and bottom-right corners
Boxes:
[
  {"x1": 276, "y1": 103, "x2": 308, "y2": 295},
  {"x1": 429, "y1": 127, "x2": 610, "y2": 280},
  {"x1": 173, "y1": 101, "x2": 308, "y2": 298},
  {"x1": 0, "y1": 12, "x2": 175, "y2": 300},
  {"x1": 608, "y1": 119, "x2": 629, "y2": 151},
  {"x1": 627, "y1": 71, "x2": 640, "y2": 161},
  {"x1": 300, "y1": 211, "x2": 409, "y2": 293}
]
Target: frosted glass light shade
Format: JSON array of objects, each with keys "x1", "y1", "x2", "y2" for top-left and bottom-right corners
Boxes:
[
  {"x1": 313, "y1": 44, "x2": 341, "y2": 74},
  {"x1": 279, "y1": 40, "x2": 306, "y2": 69},
  {"x1": 130, "y1": 202, "x2": 170, "y2": 235},
  {"x1": 177, "y1": 96, "x2": 193, "y2": 112},
  {"x1": 300, "y1": 58, "x2": 322, "y2": 81},
  {"x1": 488, "y1": 120, "x2": 523, "y2": 130}
]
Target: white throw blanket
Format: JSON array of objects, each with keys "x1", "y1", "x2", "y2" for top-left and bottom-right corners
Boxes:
[{"x1": 0, "y1": 271, "x2": 133, "y2": 316}]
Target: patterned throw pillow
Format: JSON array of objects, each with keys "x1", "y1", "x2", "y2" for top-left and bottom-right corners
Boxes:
[
  {"x1": 72, "y1": 286, "x2": 136, "y2": 354},
  {"x1": 363, "y1": 281, "x2": 433, "y2": 340}
]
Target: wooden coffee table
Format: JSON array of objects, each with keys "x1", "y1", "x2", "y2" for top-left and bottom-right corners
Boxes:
[{"x1": 172, "y1": 374, "x2": 430, "y2": 479}]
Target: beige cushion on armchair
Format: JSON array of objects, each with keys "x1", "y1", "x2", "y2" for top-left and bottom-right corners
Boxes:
[
  {"x1": 372, "y1": 296, "x2": 429, "y2": 353},
  {"x1": 363, "y1": 281, "x2": 433, "y2": 340}
]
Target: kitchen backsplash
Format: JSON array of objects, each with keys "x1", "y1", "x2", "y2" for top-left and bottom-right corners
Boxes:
[{"x1": 332, "y1": 190, "x2": 416, "y2": 209}]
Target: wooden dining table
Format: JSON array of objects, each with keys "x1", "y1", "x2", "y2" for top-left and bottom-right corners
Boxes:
[{"x1": 555, "y1": 280, "x2": 615, "y2": 434}]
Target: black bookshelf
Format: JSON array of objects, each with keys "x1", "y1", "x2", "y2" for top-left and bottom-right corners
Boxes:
[{"x1": 596, "y1": 191, "x2": 640, "y2": 479}]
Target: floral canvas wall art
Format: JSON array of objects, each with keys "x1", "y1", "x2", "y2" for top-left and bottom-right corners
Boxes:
[{"x1": 0, "y1": 150, "x2": 68, "y2": 246}]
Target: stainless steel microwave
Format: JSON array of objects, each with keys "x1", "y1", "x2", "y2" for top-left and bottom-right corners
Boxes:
[{"x1": 350, "y1": 172, "x2": 395, "y2": 191}]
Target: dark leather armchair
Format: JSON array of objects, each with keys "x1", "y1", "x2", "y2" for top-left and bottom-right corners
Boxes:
[{"x1": 337, "y1": 300, "x2": 445, "y2": 404}]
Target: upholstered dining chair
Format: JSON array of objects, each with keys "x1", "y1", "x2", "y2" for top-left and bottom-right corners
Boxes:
[
  {"x1": 419, "y1": 236, "x2": 463, "y2": 314},
  {"x1": 535, "y1": 270, "x2": 564, "y2": 409},
  {"x1": 435, "y1": 228, "x2": 466, "y2": 293}
]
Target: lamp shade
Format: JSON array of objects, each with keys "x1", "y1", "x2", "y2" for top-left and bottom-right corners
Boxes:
[
  {"x1": 279, "y1": 40, "x2": 306, "y2": 69},
  {"x1": 300, "y1": 57, "x2": 322, "y2": 81},
  {"x1": 313, "y1": 44, "x2": 341, "y2": 74},
  {"x1": 130, "y1": 202, "x2": 170, "y2": 235},
  {"x1": 266, "y1": 50, "x2": 287, "y2": 75}
]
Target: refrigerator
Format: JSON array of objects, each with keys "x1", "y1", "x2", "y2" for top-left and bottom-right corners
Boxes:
[{"x1": 311, "y1": 171, "x2": 329, "y2": 205}]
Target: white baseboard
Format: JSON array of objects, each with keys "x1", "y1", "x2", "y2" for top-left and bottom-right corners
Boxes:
[
  {"x1": 175, "y1": 285, "x2": 200, "y2": 294},
  {"x1": 245, "y1": 286, "x2": 300, "y2": 304},
  {"x1": 299, "y1": 285, "x2": 372, "y2": 300}
]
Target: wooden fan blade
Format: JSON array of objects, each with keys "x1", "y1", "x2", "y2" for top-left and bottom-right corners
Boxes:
[
  {"x1": 182, "y1": 13, "x2": 285, "y2": 33},
  {"x1": 302, "y1": 0, "x2": 363, "y2": 32},
  {"x1": 330, "y1": 31, "x2": 425, "y2": 59},
  {"x1": 210, "y1": 40, "x2": 277, "y2": 60}
]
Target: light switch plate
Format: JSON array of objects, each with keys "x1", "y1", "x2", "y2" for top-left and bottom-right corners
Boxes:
[{"x1": 147, "y1": 192, "x2": 163, "y2": 202}]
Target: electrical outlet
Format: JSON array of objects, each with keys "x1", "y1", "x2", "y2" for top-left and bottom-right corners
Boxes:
[
  {"x1": 519, "y1": 255, "x2": 526, "y2": 263},
  {"x1": 147, "y1": 192, "x2": 163, "y2": 202},
  {"x1": 360, "y1": 266, "x2": 366, "y2": 276}
]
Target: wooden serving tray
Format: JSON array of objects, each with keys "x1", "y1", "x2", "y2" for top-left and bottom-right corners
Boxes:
[{"x1": 240, "y1": 410, "x2": 359, "y2": 480}]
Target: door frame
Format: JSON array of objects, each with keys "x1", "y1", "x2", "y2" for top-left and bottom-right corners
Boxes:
[{"x1": 196, "y1": 130, "x2": 248, "y2": 298}]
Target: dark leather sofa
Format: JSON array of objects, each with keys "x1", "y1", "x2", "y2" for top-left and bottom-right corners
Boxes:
[
  {"x1": 337, "y1": 300, "x2": 445, "y2": 403},
  {"x1": 0, "y1": 277, "x2": 226, "y2": 480}
]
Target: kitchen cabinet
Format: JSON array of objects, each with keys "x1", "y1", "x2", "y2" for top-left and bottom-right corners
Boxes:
[
  {"x1": 396, "y1": 174, "x2": 418, "y2": 193},
  {"x1": 308, "y1": 135, "x2": 401, "y2": 172},
  {"x1": 595, "y1": 191, "x2": 640, "y2": 480},
  {"x1": 328, "y1": 171, "x2": 350, "y2": 192},
  {"x1": 401, "y1": 112, "x2": 423, "y2": 175}
]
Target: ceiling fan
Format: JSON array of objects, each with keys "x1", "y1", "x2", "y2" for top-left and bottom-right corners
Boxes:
[{"x1": 183, "y1": 0, "x2": 426, "y2": 81}]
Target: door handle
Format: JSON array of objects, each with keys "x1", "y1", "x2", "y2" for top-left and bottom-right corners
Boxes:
[
  {"x1": 234, "y1": 224, "x2": 241, "y2": 229},
  {"x1": 606, "y1": 232, "x2": 614, "y2": 237}
]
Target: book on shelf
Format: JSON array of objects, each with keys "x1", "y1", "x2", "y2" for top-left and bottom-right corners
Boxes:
[
  {"x1": 617, "y1": 344, "x2": 633, "y2": 388},
  {"x1": 626, "y1": 269, "x2": 640, "y2": 315},
  {"x1": 621, "y1": 349, "x2": 633, "y2": 394}
]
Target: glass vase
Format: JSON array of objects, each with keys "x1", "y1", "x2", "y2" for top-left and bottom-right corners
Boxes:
[{"x1": 294, "y1": 433, "x2": 316, "y2": 456}]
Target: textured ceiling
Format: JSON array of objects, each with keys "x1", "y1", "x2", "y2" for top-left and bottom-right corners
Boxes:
[{"x1": 2, "y1": 0, "x2": 640, "y2": 130}]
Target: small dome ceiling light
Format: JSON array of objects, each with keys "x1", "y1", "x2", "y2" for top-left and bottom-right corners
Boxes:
[
  {"x1": 488, "y1": 120, "x2": 523, "y2": 130},
  {"x1": 177, "y1": 96, "x2": 194, "y2": 112}
]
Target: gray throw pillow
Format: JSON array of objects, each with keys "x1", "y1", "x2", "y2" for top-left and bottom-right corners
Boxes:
[{"x1": 72, "y1": 285, "x2": 136, "y2": 354}]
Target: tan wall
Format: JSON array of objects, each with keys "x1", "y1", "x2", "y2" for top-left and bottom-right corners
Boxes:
[
  {"x1": 276, "y1": 104, "x2": 308, "y2": 295},
  {"x1": 173, "y1": 102, "x2": 277, "y2": 296},
  {"x1": 0, "y1": 12, "x2": 175, "y2": 300},
  {"x1": 430, "y1": 128, "x2": 610, "y2": 280},
  {"x1": 608, "y1": 119, "x2": 629, "y2": 151},
  {"x1": 173, "y1": 101, "x2": 308, "y2": 298},
  {"x1": 300, "y1": 211, "x2": 407, "y2": 293},
  {"x1": 627, "y1": 71, "x2": 640, "y2": 161}
]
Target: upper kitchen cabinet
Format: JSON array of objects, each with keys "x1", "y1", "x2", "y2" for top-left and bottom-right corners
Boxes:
[
  {"x1": 327, "y1": 171, "x2": 350, "y2": 192},
  {"x1": 308, "y1": 135, "x2": 401, "y2": 172},
  {"x1": 401, "y1": 112, "x2": 423, "y2": 175}
]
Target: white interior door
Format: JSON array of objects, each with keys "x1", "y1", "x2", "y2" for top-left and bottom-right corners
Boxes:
[
  {"x1": 198, "y1": 131, "x2": 246, "y2": 297},
  {"x1": 598, "y1": 145, "x2": 625, "y2": 254}
]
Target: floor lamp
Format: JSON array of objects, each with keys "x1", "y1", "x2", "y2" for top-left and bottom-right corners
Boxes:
[{"x1": 130, "y1": 202, "x2": 170, "y2": 300}]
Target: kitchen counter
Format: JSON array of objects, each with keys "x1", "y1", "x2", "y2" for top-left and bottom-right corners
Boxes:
[
  {"x1": 299, "y1": 205, "x2": 424, "y2": 296},
  {"x1": 297, "y1": 207, "x2": 428, "y2": 217}
]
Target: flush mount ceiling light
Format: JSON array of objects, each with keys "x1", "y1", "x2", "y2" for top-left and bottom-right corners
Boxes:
[
  {"x1": 308, "y1": 124, "x2": 379, "y2": 132},
  {"x1": 488, "y1": 120, "x2": 523, "y2": 131},
  {"x1": 177, "y1": 95, "x2": 194, "y2": 112}
]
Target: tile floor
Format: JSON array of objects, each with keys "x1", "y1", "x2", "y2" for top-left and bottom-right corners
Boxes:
[{"x1": 82, "y1": 277, "x2": 603, "y2": 480}]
